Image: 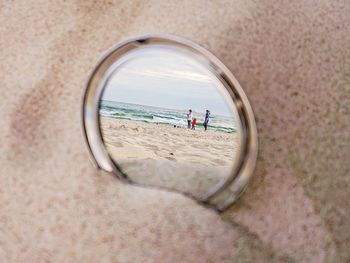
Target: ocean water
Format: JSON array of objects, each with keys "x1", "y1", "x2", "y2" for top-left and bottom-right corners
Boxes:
[{"x1": 99, "y1": 100, "x2": 237, "y2": 133}]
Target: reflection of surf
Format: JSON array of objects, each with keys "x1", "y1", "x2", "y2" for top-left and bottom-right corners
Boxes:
[{"x1": 99, "y1": 100, "x2": 237, "y2": 133}]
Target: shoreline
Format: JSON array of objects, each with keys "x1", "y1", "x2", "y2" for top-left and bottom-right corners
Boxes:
[{"x1": 100, "y1": 115, "x2": 236, "y2": 134}]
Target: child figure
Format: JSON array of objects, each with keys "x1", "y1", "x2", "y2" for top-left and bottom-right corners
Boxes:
[{"x1": 191, "y1": 118, "x2": 197, "y2": 130}]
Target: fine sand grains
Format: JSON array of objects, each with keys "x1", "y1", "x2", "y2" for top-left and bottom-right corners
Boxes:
[{"x1": 100, "y1": 117, "x2": 239, "y2": 196}]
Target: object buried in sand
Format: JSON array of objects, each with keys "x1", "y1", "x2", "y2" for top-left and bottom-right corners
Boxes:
[{"x1": 83, "y1": 35, "x2": 258, "y2": 211}]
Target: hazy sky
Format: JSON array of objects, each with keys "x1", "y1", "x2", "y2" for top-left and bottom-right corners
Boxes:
[{"x1": 101, "y1": 49, "x2": 234, "y2": 116}]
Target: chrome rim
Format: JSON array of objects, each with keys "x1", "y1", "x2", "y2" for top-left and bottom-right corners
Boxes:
[{"x1": 82, "y1": 34, "x2": 258, "y2": 211}]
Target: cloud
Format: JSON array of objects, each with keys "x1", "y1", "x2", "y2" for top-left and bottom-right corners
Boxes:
[
  {"x1": 113, "y1": 68, "x2": 213, "y2": 83},
  {"x1": 102, "y1": 48, "x2": 234, "y2": 116}
]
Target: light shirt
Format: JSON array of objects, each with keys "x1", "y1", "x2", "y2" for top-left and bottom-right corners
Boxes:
[{"x1": 187, "y1": 112, "x2": 193, "y2": 121}]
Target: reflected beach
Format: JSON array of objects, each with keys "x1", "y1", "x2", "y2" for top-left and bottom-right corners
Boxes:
[{"x1": 99, "y1": 48, "x2": 241, "y2": 196}]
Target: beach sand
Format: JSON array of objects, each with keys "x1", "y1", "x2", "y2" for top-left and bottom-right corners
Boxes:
[{"x1": 100, "y1": 117, "x2": 239, "y2": 197}]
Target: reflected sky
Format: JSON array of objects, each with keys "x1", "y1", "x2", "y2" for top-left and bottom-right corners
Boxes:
[{"x1": 101, "y1": 49, "x2": 233, "y2": 116}]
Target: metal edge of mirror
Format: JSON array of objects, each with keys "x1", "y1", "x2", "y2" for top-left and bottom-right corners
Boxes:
[{"x1": 82, "y1": 34, "x2": 258, "y2": 212}]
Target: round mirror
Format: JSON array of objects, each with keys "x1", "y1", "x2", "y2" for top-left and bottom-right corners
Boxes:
[{"x1": 83, "y1": 35, "x2": 258, "y2": 211}]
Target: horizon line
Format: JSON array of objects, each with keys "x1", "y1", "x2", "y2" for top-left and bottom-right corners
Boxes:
[{"x1": 100, "y1": 99, "x2": 233, "y2": 117}]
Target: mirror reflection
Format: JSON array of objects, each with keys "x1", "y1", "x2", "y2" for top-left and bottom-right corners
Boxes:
[{"x1": 99, "y1": 48, "x2": 242, "y2": 198}]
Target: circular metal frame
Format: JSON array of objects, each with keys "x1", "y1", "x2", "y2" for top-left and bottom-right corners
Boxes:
[{"x1": 82, "y1": 34, "x2": 258, "y2": 211}]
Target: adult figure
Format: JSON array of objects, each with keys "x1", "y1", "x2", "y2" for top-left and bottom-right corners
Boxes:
[
  {"x1": 203, "y1": 109, "x2": 210, "y2": 131},
  {"x1": 187, "y1": 109, "x2": 193, "y2": 129}
]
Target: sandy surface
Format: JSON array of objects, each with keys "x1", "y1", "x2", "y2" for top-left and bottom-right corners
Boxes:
[
  {"x1": 100, "y1": 117, "x2": 239, "y2": 197},
  {"x1": 1, "y1": 1, "x2": 349, "y2": 262}
]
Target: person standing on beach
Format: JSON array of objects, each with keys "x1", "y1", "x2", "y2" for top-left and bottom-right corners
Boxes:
[
  {"x1": 191, "y1": 118, "x2": 197, "y2": 130},
  {"x1": 187, "y1": 109, "x2": 193, "y2": 129},
  {"x1": 203, "y1": 110, "x2": 210, "y2": 131}
]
